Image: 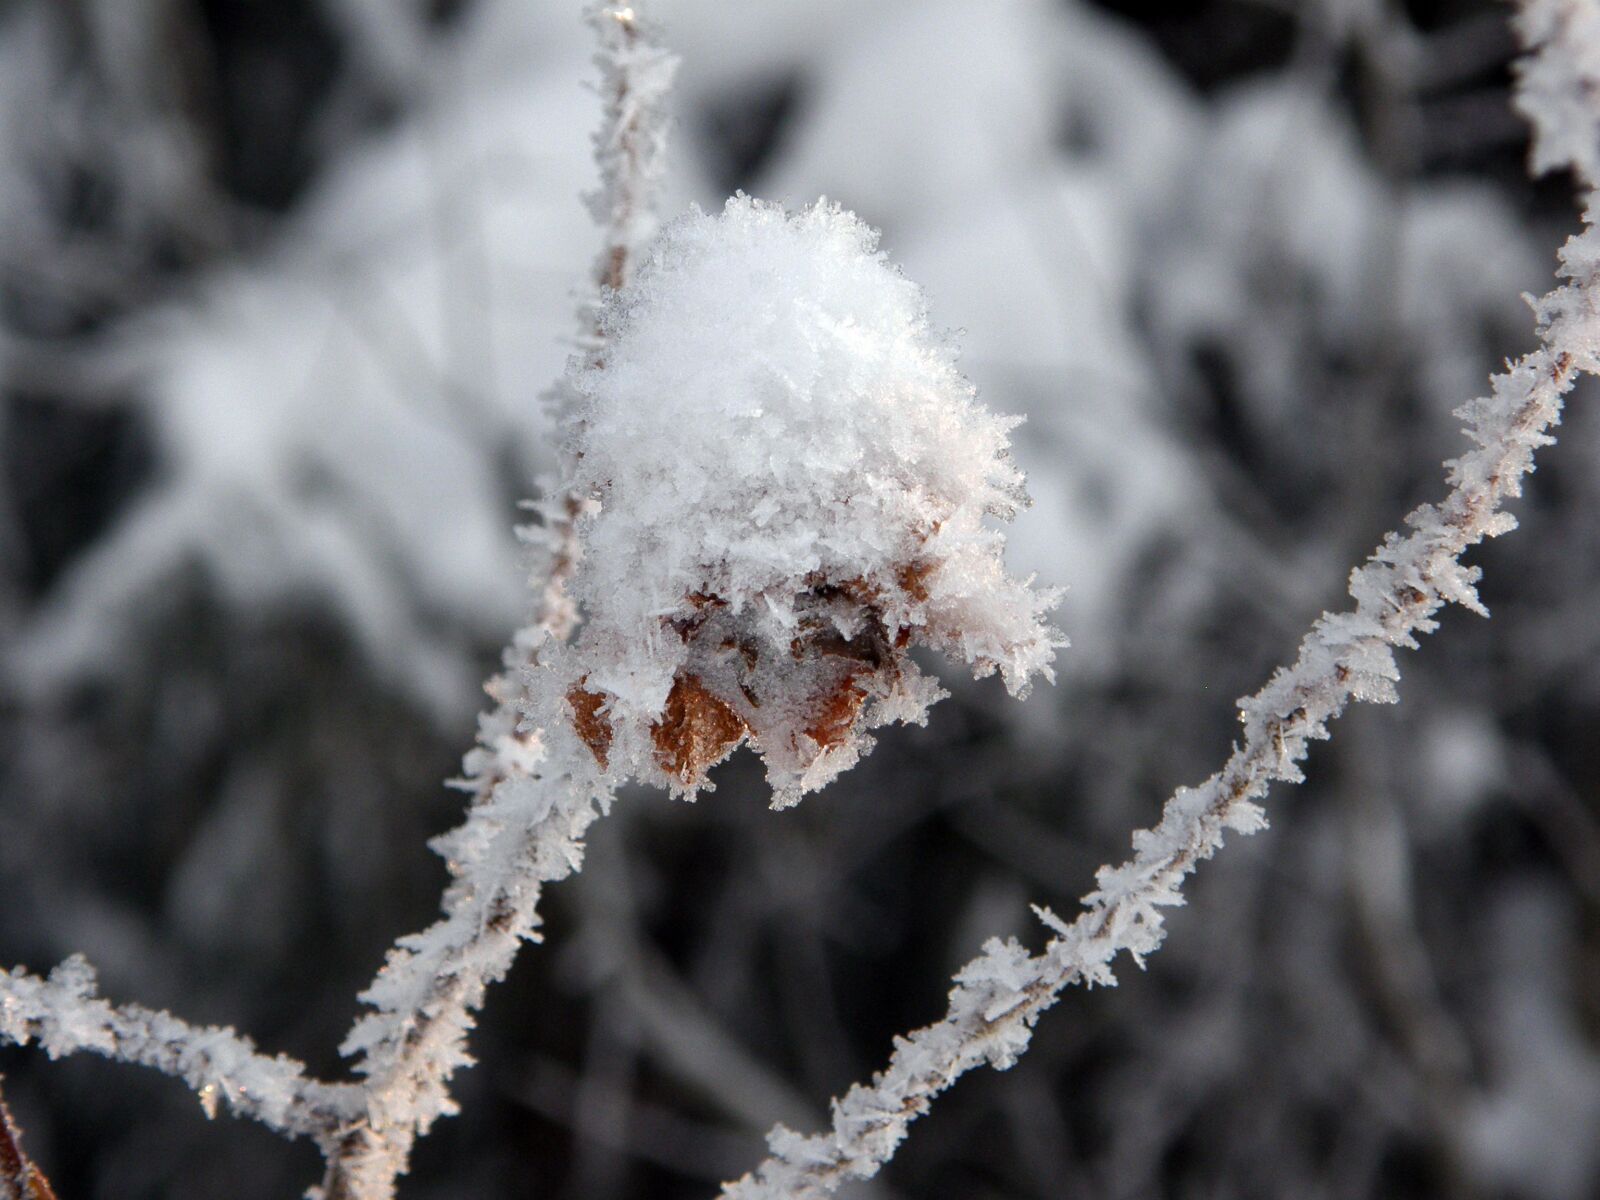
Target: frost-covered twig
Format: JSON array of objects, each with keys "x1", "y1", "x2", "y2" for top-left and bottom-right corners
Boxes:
[
  {"x1": 459, "y1": 0, "x2": 679, "y2": 802},
  {"x1": 716, "y1": 6, "x2": 1600, "y2": 1196},
  {"x1": 584, "y1": 2, "x2": 679, "y2": 298},
  {"x1": 323, "y1": 728, "x2": 614, "y2": 1198},
  {"x1": 316, "y1": 8, "x2": 680, "y2": 1197},
  {"x1": 0, "y1": 957, "x2": 361, "y2": 1139}
]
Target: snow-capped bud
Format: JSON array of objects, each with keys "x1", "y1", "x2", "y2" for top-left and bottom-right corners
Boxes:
[{"x1": 546, "y1": 195, "x2": 1062, "y2": 805}]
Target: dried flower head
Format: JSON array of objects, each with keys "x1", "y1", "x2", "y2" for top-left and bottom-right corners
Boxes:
[{"x1": 544, "y1": 195, "x2": 1061, "y2": 805}]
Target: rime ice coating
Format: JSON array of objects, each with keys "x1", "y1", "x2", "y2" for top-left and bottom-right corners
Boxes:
[{"x1": 550, "y1": 195, "x2": 1062, "y2": 805}]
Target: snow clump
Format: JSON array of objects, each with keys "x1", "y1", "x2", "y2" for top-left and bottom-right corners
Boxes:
[{"x1": 545, "y1": 194, "x2": 1062, "y2": 806}]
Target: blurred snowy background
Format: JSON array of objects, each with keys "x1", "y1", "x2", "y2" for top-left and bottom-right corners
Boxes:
[{"x1": 1, "y1": 1, "x2": 1597, "y2": 1197}]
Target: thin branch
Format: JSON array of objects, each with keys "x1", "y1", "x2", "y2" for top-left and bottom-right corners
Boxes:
[
  {"x1": 717, "y1": 4, "x2": 1600, "y2": 1195},
  {"x1": 0, "y1": 957, "x2": 361, "y2": 1139},
  {"x1": 455, "y1": 0, "x2": 680, "y2": 803},
  {"x1": 316, "y1": 8, "x2": 679, "y2": 1196},
  {"x1": 320, "y1": 725, "x2": 614, "y2": 1198}
]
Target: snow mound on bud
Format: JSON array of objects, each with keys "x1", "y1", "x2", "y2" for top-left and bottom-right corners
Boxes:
[{"x1": 549, "y1": 194, "x2": 1061, "y2": 805}]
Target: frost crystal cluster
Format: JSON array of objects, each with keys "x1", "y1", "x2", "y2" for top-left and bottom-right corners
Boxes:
[{"x1": 550, "y1": 196, "x2": 1061, "y2": 804}]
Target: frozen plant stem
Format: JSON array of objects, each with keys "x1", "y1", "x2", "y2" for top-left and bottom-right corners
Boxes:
[
  {"x1": 0, "y1": 957, "x2": 364, "y2": 1138},
  {"x1": 456, "y1": 0, "x2": 679, "y2": 811},
  {"x1": 319, "y1": 6, "x2": 679, "y2": 1196},
  {"x1": 453, "y1": 0, "x2": 680, "y2": 810},
  {"x1": 717, "y1": 4, "x2": 1600, "y2": 1196}
]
